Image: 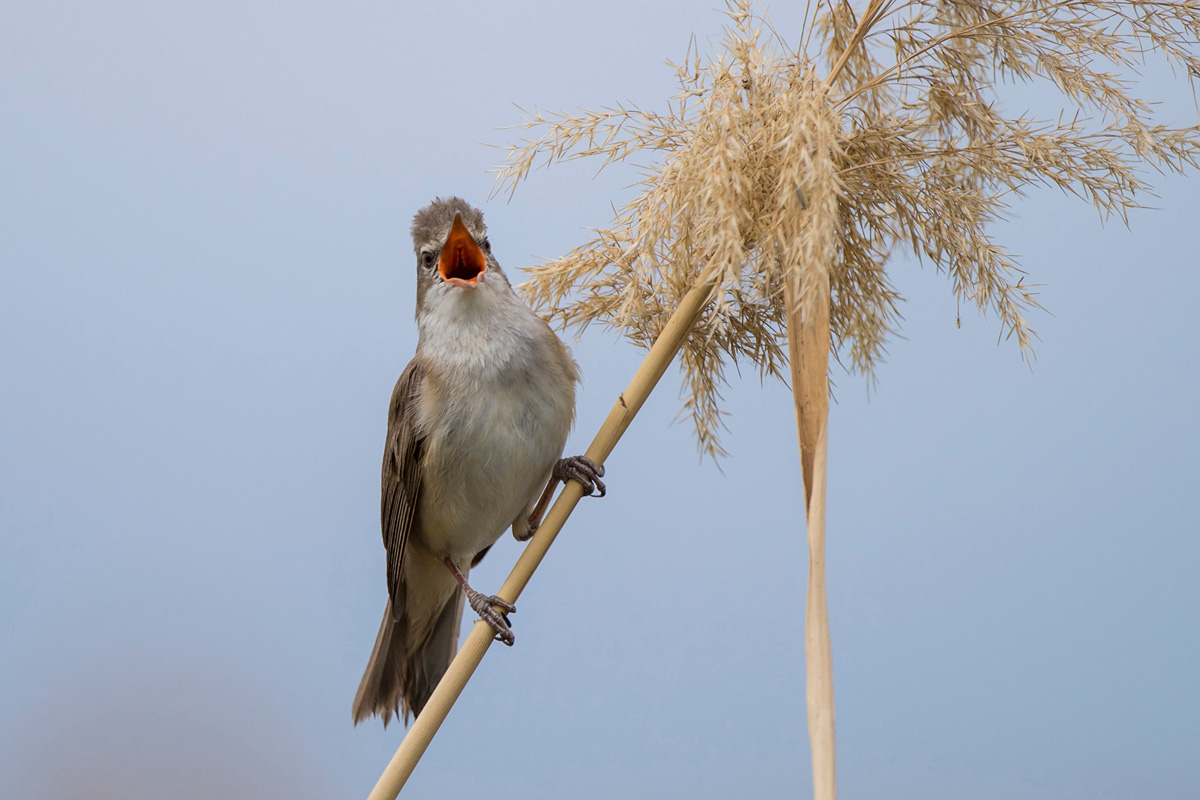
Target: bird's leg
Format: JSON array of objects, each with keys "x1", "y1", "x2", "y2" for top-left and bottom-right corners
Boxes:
[
  {"x1": 520, "y1": 456, "x2": 607, "y2": 541},
  {"x1": 519, "y1": 478, "x2": 560, "y2": 541},
  {"x1": 443, "y1": 556, "x2": 516, "y2": 646}
]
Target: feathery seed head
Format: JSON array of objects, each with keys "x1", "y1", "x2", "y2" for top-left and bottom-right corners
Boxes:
[{"x1": 494, "y1": 0, "x2": 1200, "y2": 458}]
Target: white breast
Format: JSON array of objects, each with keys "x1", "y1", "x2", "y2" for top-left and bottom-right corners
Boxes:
[{"x1": 412, "y1": 283, "x2": 576, "y2": 560}]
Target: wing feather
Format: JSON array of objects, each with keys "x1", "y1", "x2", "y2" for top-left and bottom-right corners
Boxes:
[{"x1": 381, "y1": 360, "x2": 424, "y2": 612}]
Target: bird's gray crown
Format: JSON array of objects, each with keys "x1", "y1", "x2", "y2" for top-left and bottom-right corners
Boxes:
[{"x1": 410, "y1": 197, "x2": 486, "y2": 252}]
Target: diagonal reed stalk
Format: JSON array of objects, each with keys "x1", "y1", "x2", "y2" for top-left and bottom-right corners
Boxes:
[{"x1": 366, "y1": 265, "x2": 721, "y2": 800}]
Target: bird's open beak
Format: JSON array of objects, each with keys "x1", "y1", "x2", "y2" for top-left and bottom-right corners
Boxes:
[{"x1": 439, "y1": 213, "x2": 487, "y2": 288}]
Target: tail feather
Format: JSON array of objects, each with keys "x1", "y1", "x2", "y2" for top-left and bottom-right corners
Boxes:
[
  {"x1": 352, "y1": 590, "x2": 464, "y2": 727},
  {"x1": 411, "y1": 589, "x2": 464, "y2": 715},
  {"x1": 352, "y1": 598, "x2": 404, "y2": 727}
]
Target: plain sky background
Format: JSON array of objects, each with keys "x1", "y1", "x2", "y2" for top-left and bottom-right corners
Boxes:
[{"x1": 3, "y1": 2, "x2": 1198, "y2": 798}]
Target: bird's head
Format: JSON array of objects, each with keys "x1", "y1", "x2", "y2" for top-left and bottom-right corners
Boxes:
[{"x1": 410, "y1": 197, "x2": 512, "y2": 317}]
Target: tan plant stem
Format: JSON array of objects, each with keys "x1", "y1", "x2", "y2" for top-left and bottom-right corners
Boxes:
[
  {"x1": 366, "y1": 267, "x2": 720, "y2": 800},
  {"x1": 784, "y1": 273, "x2": 835, "y2": 800},
  {"x1": 826, "y1": 0, "x2": 889, "y2": 85}
]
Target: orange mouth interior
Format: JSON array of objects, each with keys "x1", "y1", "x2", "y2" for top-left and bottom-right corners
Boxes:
[{"x1": 439, "y1": 214, "x2": 487, "y2": 285}]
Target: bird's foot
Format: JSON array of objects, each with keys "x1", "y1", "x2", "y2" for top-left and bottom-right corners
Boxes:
[
  {"x1": 518, "y1": 456, "x2": 607, "y2": 541},
  {"x1": 444, "y1": 555, "x2": 517, "y2": 645},
  {"x1": 554, "y1": 455, "x2": 606, "y2": 497},
  {"x1": 465, "y1": 588, "x2": 517, "y2": 646}
]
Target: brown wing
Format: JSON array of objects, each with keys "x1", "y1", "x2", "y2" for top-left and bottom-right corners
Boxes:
[{"x1": 381, "y1": 359, "x2": 425, "y2": 612}]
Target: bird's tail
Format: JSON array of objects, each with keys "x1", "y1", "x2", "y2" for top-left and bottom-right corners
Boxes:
[{"x1": 352, "y1": 591, "x2": 464, "y2": 727}]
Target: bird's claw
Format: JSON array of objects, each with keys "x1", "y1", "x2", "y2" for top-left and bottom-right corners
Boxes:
[
  {"x1": 466, "y1": 588, "x2": 516, "y2": 646},
  {"x1": 554, "y1": 455, "x2": 606, "y2": 498}
]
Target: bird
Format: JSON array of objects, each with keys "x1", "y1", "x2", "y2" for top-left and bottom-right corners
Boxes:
[{"x1": 352, "y1": 197, "x2": 605, "y2": 727}]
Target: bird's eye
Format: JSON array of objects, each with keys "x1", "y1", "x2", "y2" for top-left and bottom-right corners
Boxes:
[
  {"x1": 481, "y1": 238, "x2": 491, "y2": 253},
  {"x1": 420, "y1": 251, "x2": 435, "y2": 268}
]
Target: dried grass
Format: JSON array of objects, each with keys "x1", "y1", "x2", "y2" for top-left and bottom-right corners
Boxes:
[{"x1": 493, "y1": 0, "x2": 1200, "y2": 459}]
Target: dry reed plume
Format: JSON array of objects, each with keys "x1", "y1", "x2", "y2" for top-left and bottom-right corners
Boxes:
[{"x1": 494, "y1": 0, "x2": 1200, "y2": 459}]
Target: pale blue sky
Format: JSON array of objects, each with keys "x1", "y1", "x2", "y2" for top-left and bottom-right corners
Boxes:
[{"x1": 2, "y1": 3, "x2": 1198, "y2": 799}]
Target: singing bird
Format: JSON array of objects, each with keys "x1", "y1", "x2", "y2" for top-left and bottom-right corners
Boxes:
[{"x1": 352, "y1": 197, "x2": 605, "y2": 726}]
